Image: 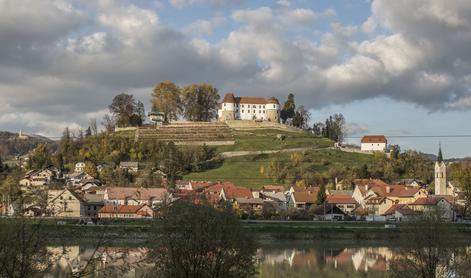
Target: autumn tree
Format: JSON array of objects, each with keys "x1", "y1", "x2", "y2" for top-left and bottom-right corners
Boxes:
[
  {"x1": 84, "y1": 161, "x2": 99, "y2": 178},
  {"x1": 151, "y1": 81, "x2": 181, "y2": 122},
  {"x1": 30, "y1": 143, "x2": 51, "y2": 169},
  {"x1": 181, "y1": 83, "x2": 220, "y2": 121},
  {"x1": 148, "y1": 202, "x2": 257, "y2": 277},
  {"x1": 450, "y1": 163, "x2": 471, "y2": 216},
  {"x1": 313, "y1": 113, "x2": 346, "y2": 143},
  {"x1": 280, "y1": 93, "x2": 296, "y2": 124},
  {"x1": 109, "y1": 93, "x2": 145, "y2": 127},
  {"x1": 316, "y1": 183, "x2": 326, "y2": 205}
]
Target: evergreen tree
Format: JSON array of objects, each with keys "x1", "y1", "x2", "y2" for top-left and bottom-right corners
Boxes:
[
  {"x1": 280, "y1": 93, "x2": 296, "y2": 124},
  {"x1": 316, "y1": 184, "x2": 326, "y2": 205}
]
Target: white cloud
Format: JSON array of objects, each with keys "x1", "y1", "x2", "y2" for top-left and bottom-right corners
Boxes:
[{"x1": 185, "y1": 16, "x2": 225, "y2": 36}]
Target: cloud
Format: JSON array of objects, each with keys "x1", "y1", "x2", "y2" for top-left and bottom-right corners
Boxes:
[
  {"x1": 345, "y1": 123, "x2": 370, "y2": 136},
  {"x1": 170, "y1": 0, "x2": 245, "y2": 9},
  {"x1": 1, "y1": 0, "x2": 471, "y2": 137}
]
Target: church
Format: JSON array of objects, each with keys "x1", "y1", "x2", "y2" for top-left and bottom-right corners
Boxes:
[
  {"x1": 434, "y1": 145, "x2": 460, "y2": 196},
  {"x1": 217, "y1": 93, "x2": 280, "y2": 122}
]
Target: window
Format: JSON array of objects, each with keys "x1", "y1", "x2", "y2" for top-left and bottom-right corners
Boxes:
[
  {"x1": 259, "y1": 110, "x2": 261, "y2": 113},
  {"x1": 224, "y1": 103, "x2": 226, "y2": 106},
  {"x1": 259, "y1": 105, "x2": 261, "y2": 108},
  {"x1": 248, "y1": 110, "x2": 250, "y2": 113},
  {"x1": 242, "y1": 104, "x2": 244, "y2": 108},
  {"x1": 236, "y1": 109, "x2": 239, "y2": 113},
  {"x1": 263, "y1": 110, "x2": 265, "y2": 113},
  {"x1": 273, "y1": 105, "x2": 275, "y2": 108},
  {"x1": 263, "y1": 105, "x2": 265, "y2": 108},
  {"x1": 242, "y1": 110, "x2": 244, "y2": 113},
  {"x1": 69, "y1": 196, "x2": 72, "y2": 200},
  {"x1": 253, "y1": 105, "x2": 256, "y2": 108}
]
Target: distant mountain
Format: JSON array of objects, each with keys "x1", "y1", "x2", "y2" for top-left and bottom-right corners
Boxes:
[
  {"x1": 422, "y1": 153, "x2": 438, "y2": 161},
  {"x1": 0, "y1": 131, "x2": 57, "y2": 159}
]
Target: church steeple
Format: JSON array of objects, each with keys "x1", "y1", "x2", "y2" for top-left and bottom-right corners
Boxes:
[{"x1": 437, "y1": 143, "x2": 443, "y2": 163}]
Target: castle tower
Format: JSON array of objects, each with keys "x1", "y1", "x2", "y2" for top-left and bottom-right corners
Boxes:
[
  {"x1": 434, "y1": 144, "x2": 447, "y2": 195},
  {"x1": 266, "y1": 97, "x2": 280, "y2": 122},
  {"x1": 219, "y1": 93, "x2": 236, "y2": 121}
]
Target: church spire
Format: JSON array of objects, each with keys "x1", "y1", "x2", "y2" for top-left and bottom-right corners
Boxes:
[{"x1": 437, "y1": 143, "x2": 443, "y2": 163}]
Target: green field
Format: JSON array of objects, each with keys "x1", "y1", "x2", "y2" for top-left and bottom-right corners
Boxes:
[
  {"x1": 214, "y1": 129, "x2": 332, "y2": 153},
  {"x1": 184, "y1": 149, "x2": 375, "y2": 188}
]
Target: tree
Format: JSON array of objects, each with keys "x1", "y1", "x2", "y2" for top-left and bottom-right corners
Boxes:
[
  {"x1": 102, "y1": 114, "x2": 116, "y2": 133},
  {"x1": 90, "y1": 118, "x2": 98, "y2": 136},
  {"x1": 148, "y1": 201, "x2": 257, "y2": 277},
  {"x1": 151, "y1": 81, "x2": 181, "y2": 122},
  {"x1": 84, "y1": 161, "x2": 99, "y2": 179},
  {"x1": 451, "y1": 164, "x2": 471, "y2": 216},
  {"x1": 292, "y1": 105, "x2": 311, "y2": 129},
  {"x1": 313, "y1": 113, "x2": 346, "y2": 143},
  {"x1": 181, "y1": 83, "x2": 220, "y2": 121},
  {"x1": 316, "y1": 184, "x2": 326, "y2": 205},
  {"x1": 85, "y1": 126, "x2": 92, "y2": 137},
  {"x1": 108, "y1": 93, "x2": 144, "y2": 127},
  {"x1": 280, "y1": 93, "x2": 295, "y2": 124},
  {"x1": 30, "y1": 144, "x2": 51, "y2": 169},
  {"x1": 0, "y1": 218, "x2": 54, "y2": 277}
]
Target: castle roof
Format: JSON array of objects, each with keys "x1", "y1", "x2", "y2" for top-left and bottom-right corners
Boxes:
[
  {"x1": 361, "y1": 135, "x2": 387, "y2": 144},
  {"x1": 220, "y1": 93, "x2": 279, "y2": 105}
]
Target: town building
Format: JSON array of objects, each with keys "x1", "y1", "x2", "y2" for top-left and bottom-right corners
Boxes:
[
  {"x1": 360, "y1": 135, "x2": 387, "y2": 152},
  {"x1": 47, "y1": 189, "x2": 85, "y2": 218},
  {"x1": 119, "y1": 162, "x2": 143, "y2": 173},
  {"x1": 217, "y1": 93, "x2": 280, "y2": 122},
  {"x1": 435, "y1": 145, "x2": 447, "y2": 195},
  {"x1": 98, "y1": 204, "x2": 154, "y2": 219},
  {"x1": 104, "y1": 187, "x2": 169, "y2": 207}
]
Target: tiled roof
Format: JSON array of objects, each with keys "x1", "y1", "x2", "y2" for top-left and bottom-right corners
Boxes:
[
  {"x1": 292, "y1": 191, "x2": 318, "y2": 204},
  {"x1": 106, "y1": 187, "x2": 168, "y2": 201},
  {"x1": 328, "y1": 190, "x2": 353, "y2": 196},
  {"x1": 361, "y1": 135, "x2": 387, "y2": 143},
  {"x1": 410, "y1": 195, "x2": 454, "y2": 206},
  {"x1": 365, "y1": 196, "x2": 387, "y2": 205},
  {"x1": 383, "y1": 204, "x2": 415, "y2": 216},
  {"x1": 327, "y1": 195, "x2": 357, "y2": 205},
  {"x1": 235, "y1": 97, "x2": 269, "y2": 105},
  {"x1": 99, "y1": 204, "x2": 149, "y2": 214}
]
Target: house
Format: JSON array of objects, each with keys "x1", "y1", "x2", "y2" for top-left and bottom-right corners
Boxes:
[
  {"x1": 75, "y1": 162, "x2": 86, "y2": 173},
  {"x1": 382, "y1": 204, "x2": 416, "y2": 222},
  {"x1": 82, "y1": 194, "x2": 104, "y2": 218},
  {"x1": 66, "y1": 172, "x2": 94, "y2": 187},
  {"x1": 360, "y1": 135, "x2": 387, "y2": 152},
  {"x1": 234, "y1": 198, "x2": 265, "y2": 214},
  {"x1": 408, "y1": 195, "x2": 456, "y2": 221},
  {"x1": 364, "y1": 196, "x2": 395, "y2": 216},
  {"x1": 98, "y1": 204, "x2": 154, "y2": 219},
  {"x1": 288, "y1": 188, "x2": 319, "y2": 210},
  {"x1": 119, "y1": 162, "x2": 142, "y2": 173},
  {"x1": 20, "y1": 166, "x2": 61, "y2": 187},
  {"x1": 260, "y1": 191, "x2": 287, "y2": 210},
  {"x1": 104, "y1": 187, "x2": 169, "y2": 207},
  {"x1": 47, "y1": 189, "x2": 85, "y2": 218},
  {"x1": 312, "y1": 205, "x2": 347, "y2": 221},
  {"x1": 217, "y1": 93, "x2": 280, "y2": 122},
  {"x1": 326, "y1": 195, "x2": 358, "y2": 214}
]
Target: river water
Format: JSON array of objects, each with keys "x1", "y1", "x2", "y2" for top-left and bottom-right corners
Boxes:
[{"x1": 45, "y1": 241, "x2": 471, "y2": 277}]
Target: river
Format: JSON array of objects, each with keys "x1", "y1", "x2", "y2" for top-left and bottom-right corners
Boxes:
[{"x1": 43, "y1": 240, "x2": 471, "y2": 277}]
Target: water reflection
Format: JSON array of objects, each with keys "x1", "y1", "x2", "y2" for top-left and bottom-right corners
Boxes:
[{"x1": 45, "y1": 244, "x2": 471, "y2": 277}]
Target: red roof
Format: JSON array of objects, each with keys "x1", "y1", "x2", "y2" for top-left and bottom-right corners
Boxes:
[
  {"x1": 262, "y1": 185, "x2": 285, "y2": 192},
  {"x1": 99, "y1": 204, "x2": 149, "y2": 214},
  {"x1": 361, "y1": 135, "x2": 387, "y2": 144},
  {"x1": 383, "y1": 204, "x2": 415, "y2": 216},
  {"x1": 292, "y1": 191, "x2": 318, "y2": 204},
  {"x1": 327, "y1": 195, "x2": 357, "y2": 205},
  {"x1": 410, "y1": 195, "x2": 454, "y2": 206},
  {"x1": 204, "y1": 181, "x2": 252, "y2": 199}
]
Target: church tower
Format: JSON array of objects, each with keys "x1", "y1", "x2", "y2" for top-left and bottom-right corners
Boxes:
[{"x1": 434, "y1": 144, "x2": 447, "y2": 195}]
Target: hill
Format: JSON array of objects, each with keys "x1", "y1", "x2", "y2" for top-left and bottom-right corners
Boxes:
[
  {"x1": 184, "y1": 128, "x2": 374, "y2": 188},
  {"x1": 0, "y1": 131, "x2": 55, "y2": 159}
]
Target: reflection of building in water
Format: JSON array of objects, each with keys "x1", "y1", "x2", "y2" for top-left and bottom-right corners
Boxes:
[
  {"x1": 258, "y1": 248, "x2": 295, "y2": 266},
  {"x1": 351, "y1": 247, "x2": 391, "y2": 272},
  {"x1": 46, "y1": 246, "x2": 150, "y2": 278}
]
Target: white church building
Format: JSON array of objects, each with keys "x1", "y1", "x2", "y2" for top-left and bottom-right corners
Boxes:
[{"x1": 217, "y1": 93, "x2": 280, "y2": 122}]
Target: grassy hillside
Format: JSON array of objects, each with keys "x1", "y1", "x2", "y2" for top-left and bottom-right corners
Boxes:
[
  {"x1": 214, "y1": 129, "x2": 333, "y2": 153},
  {"x1": 184, "y1": 149, "x2": 375, "y2": 188}
]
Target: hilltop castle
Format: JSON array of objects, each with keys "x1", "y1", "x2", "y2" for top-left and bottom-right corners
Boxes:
[{"x1": 217, "y1": 93, "x2": 280, "y2": 122}]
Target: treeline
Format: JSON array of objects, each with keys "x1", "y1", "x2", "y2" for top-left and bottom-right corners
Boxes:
[
  {"x1": 104, "y1": 81, "x2": 220, "y2": 129},
  {"x1": 26, "y1": 129, "x2": 219, "y2": 187},
  {"x1": 261, "y1": 149, "x2": 435, "y2": 189}
]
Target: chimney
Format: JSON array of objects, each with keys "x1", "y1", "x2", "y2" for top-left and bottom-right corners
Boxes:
[
  {"x1": 386, "y1": 186, "x2": 391, "y2": 193},
  {"x1": 364, "y1": 184, "x2": 369, "y2": 191},
  {"x1": 335, "y1": 177, "x2": 338, "y2": 185}
]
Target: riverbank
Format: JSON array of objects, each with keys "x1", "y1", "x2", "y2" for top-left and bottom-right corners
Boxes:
[{"x1": 29, "y1": 220, "x2": 471, "y2": 243}]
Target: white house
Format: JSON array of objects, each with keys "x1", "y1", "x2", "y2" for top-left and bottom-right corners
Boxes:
[
  {"x1": 75, "y1": 162, "x2": 86, "y2": 173},
  {"x1": 360, "y1": 135, "x2": 387, "y2": 152},
  {"x1": 217, "y1": 93, "x2": 280, "y2": 122}
]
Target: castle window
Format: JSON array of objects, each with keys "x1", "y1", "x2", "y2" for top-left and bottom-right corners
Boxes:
[
  {"x1": 242, "y1": 105, "x2": 244, "y2": 108},
  {"x1": 253, "y1": 105, "x2": 256, "y2": 108},
  {"x1": 263, "y1": 105, "x2": 265, "y2": 108},
  {"x1": 273, "y1": 105, "x2": 275, "y2": 108},
  {"x1": 224, "y1": 103, "x2": 226, "y2": 106},
  {"x1": 248, "y1": 110, "x2": 250, "y2": 113},
  {"x1": 263, "y1": 110, "x2": 265, "y2": 113},
  {"x1": 242, "y1": 110, "x2": 244, "y2": 113},
  {"x1": 259, "y1": 105, "x2": 261, "y2": 108},
  {"x1": 259, "y1": 110, "x2": 261, "y2": 113},
  {"x1": 236, "y1": 109, "x2": 239, "y2": 113}
]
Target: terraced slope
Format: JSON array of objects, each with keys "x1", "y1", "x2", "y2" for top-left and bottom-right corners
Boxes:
[{"x1": 135, "y1": 122, "x2": 235, "y2": 145}]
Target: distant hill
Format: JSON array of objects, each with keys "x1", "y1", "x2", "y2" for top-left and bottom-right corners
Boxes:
[{"x1": 0, "y1": 131, "x2": 56, "y2": 159}]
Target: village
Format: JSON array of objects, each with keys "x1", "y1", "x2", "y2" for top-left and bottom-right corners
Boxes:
[{"x1": 0, "y1": 90, "x2": 465, "y2": 224}]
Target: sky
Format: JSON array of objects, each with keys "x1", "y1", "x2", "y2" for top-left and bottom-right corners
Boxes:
[{"x1": 1, "y1": 0, "x2": 471, "y2": 158}]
